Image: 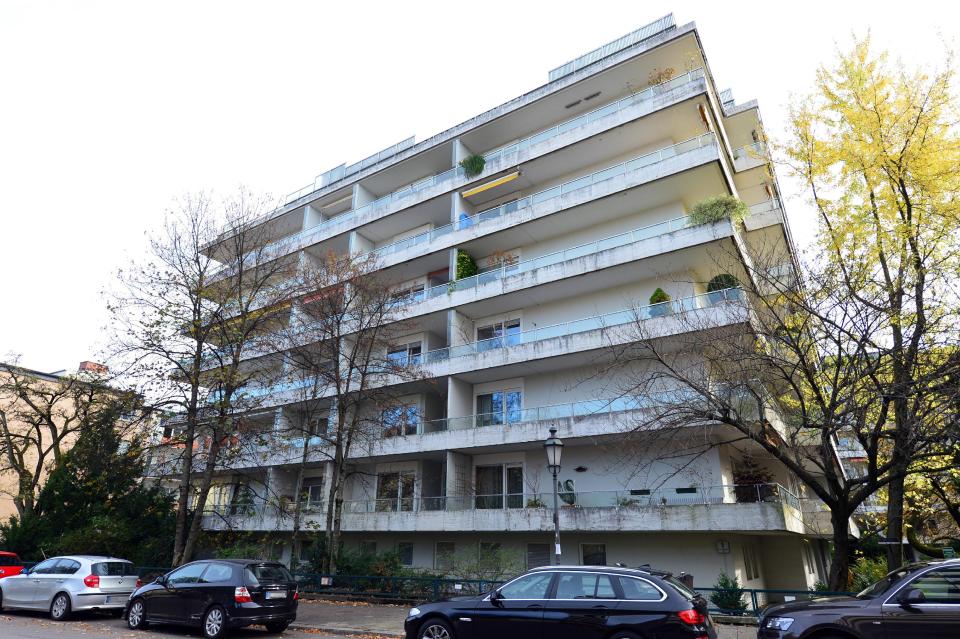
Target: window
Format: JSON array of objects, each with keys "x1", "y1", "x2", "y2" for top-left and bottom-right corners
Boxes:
[
  {"x1": 629, "y1": 489, "x2": 651, "y2": 496},
  {"x1": 92, "y1": 562, "x2": 137, "y2": 576},
  {"x1": 581, "y1": 543, "x2": 607, "y2": 566},
  {"x1": 476, "y1": 319, "x2": 521, "y2": 352},
  {"x1": 555, "y1": 572, "x2": 616, "y2": 599},
  {"x1": 499, "y1": 572, "x2": 553, "y2": 599},
  {"x1": 53, "y1": 559, "x2": 81, "y2": 575},
  {"x1": 907, "y1": 567, "x2": 960, "y2": 604},
  {"x1": 387, "y1": 342, "x2": 422, "y2": 367},
  {"x1": 299, "y1": 541, "x2": 314, "y2": 563},
  {"x1": 675, "y1": 487, "x2": 697, "y2": 494},
  {"x1": 742, "y1": 544, "x2": 759, "y2": 580},
  {"x1": 475, "y1": 464, "x2": 523, "y2": 509},
  {"x1": 398, "y1": 542, "x2": 414, "y2": 566},
  {"x1": 619, "y1": 576, "x2": 663, "y2": 600},
  {"x1": 476, "y1": 389, "x2": 523, "y2": 427},
  {"x1": 359, "y1": 541, "x2": 377, "y2": 556},
  {"x1": 391, "y1": 284, "x2": 425, "y2": 304},
  {"x1": 382, "y1": 403, "x2": 421, "y2": 437},
  {"x1": 302, "y1": 477, "x2": 325, "y2": 509},
  {"x1": 30, "y1": 559, "x2": 59, "y2": 575},
  {"x1": 167, "y1": 562, "x2": 208, "y2": 585},
  {"x1": 435, "y1": 542, "x2": 455, "y2": 571},
  {"x1": 526, "y1": 543, "x2": 550, "y2": 569},
  {"x1": 376, "y1": 471, "x2": 416, "y2": 512},
  {"x1": 201, "y1": 563, "x2": 234, "y2": 583},
  {"x1": 229, "y1": 484, "x2": 256, "y2": 515}
]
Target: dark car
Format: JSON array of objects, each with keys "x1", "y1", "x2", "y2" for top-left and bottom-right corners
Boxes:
[
  {"x1": 758, "y1": 559, "x2": 960, "y2": 639},
  {"x1": 404, "y1": 565, "x2": 716, "y2": 639},
  {"x1": 123, "y1": 559, "x2": 298, "y2": 638}
]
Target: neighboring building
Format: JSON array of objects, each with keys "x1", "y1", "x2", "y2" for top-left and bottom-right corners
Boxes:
[
  {"x1": 0, "y1": 361, "x2": 116, "y2": 520},
  {"x1": 159, "y1": 15, "x2": 836, "y2": 590}
]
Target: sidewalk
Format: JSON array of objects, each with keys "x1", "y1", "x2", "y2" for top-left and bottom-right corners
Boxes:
[{"x1": 291, "y1": 599, "x2": 757, "y2": 639}]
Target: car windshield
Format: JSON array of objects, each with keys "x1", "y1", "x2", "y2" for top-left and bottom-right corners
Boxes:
[
  {"x1": 245, "y1": 563, "x2": 293, "y2": 584},
  {"x1": 856, "y1": 565, "x2": 923, "y2": 599},
  {"x1": 93, "y1": 562, "x2": 138, "y2": 576}
]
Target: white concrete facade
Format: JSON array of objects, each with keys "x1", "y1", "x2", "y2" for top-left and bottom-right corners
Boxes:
[{"x1": 169, "y1": 15, "x2": 827, "y2": 593}]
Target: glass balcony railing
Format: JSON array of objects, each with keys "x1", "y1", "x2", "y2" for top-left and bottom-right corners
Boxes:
[
  {"x1": 339, "y1": 482, "x2": 800, "y2": 514},
  {"x1": 257, "y1": 69, "x2": 708, "y2": 260},
  {"x1": 732, "y1": 141, "x2": 767, "y2": 167}
]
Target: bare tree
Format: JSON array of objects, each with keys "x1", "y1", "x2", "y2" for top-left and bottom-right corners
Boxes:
[
  {"x1": 598, "y1": 241, "x2": 959, "y2": 590},
  {"x1": 108, "y1": 189, "x2": 301, "y2": 565}
]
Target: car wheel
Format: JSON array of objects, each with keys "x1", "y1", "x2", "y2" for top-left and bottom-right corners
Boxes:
[
  {"x1": 419, "y1": 618, "x2": 454, "y2": 639},
  {"x1": 264, "y1": 620, "x2": 290, "y2": 633},
  {"x1": 50, "y1": 592, "x2": 71, "y2": 621},
  {"x1": 203, "y1": 605, "x2": 228, "y2": 639},
  {"x1": 127, "y1": 599, "x2": 149, "y2": 629}
]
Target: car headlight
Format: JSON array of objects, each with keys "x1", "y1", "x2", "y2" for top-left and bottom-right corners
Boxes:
[
  {"x1": 764, "y1": 616, "x2": 794, "y2": 630},
  {"x1": 408, "y1": 607, "x2": 421, "y2": 618}
]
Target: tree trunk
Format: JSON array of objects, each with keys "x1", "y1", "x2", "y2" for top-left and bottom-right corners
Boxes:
[
  {"x1": 180, "y1": 436, "x2": 221, "y2": 564},
  {"x1": 171, "y1": 408, "x2": 197, "y2": 566},
  {"x1": 828, "y1": 507, "x2": 852, "y2": 591},
  {"x1": 288, "y1": 446, "x2": 309, "y2": 570},
  {"x1": 885, "y1": 473, "x2": 907, "y2": 571}
]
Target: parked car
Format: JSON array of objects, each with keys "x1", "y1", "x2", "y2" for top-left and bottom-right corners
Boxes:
[
  {"x1": 757, "y1": 558, "x2": 960, "y2": 638},
  {"x1": 124, "y1": 558, "x2": 298, "y2": 638},
  {"x1": 404, "y1": 564, "x2": 716, "y2": 639},
  {"x1": 0, "y1": 555, "x2": 140, "y2": 620},
  {"x1": 0, "y1": 551, "x2": 22, "y2": 579}
]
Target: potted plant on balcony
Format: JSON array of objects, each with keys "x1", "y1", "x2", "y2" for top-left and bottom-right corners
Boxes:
[
  {"x1": 455, "y1": 249, "x2": 478, "y2": 280},
  {"x1": 648, "y1": 287, "x2": 672, "y2": 318},
  {"x1": 706, "y1": 274, "x2": 740, "y2": 305},
  {"x1": 459, "y1": 153, "x2": 486, "y2": 178},
  {"x1": 732, "y1": 455, "x2": 774, "y2": 503},
  {"x1": 689, "y1": 195, "x2": 749, "y2": 227}
]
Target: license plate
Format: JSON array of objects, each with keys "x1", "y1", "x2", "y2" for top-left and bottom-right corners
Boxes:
[
  {"x1": 266, "y1": 591, "x2": 286, "y2": 600},
  {"x1": 104, "y1": 596, "x2": 112, "y2": 604}
]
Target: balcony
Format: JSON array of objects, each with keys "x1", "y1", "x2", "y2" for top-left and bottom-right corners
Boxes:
[
  {"x1": 200, "y1": 483, "x2": 815, "y2": 534},
  {"x1": 226, "y1": 69, "x2": 711, "y2": 266},
  {"x1": 743, "y1": 200, "x2": 784, "y2": 231},
  {"x1": 732, "y1": 142, "x2": 767, "y2": 171}
]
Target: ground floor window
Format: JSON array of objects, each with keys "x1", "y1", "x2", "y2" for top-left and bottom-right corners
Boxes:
[
  {"x1": 526, "y1": 543, "x2": 550, "y2": 569},
  {"x1": 581, "y1": 543, "x2": 606, "y2": 566},
  {"x1": 359, "y1": 540, "x2": 377, "y2": 556},
  {"x1": 398, "y1": 542, "x2": 414, "y2": 566},
  {"x1": 435, "y1": 542, "x2": 455, "y2": 571},
  {"x1": 743, "y1": 544, "x2": 760, "y2": 580},
  {"x1": 479, "y1": 542, "x2": 502, "y2": 570}
]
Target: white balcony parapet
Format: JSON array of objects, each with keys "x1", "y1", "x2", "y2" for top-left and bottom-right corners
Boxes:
[
  {"x1": 246, "y1": 69, "x2": 710, "y2": 262},
  {"x1": 732, "y1": 141, "x2": 767, "y2": 171}
]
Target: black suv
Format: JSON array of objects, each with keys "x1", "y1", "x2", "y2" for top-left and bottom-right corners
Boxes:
[
  {"x1": 404, "y1": 565, "x2": 716, "y2": 639},
  {"x1": 124, "y1": 559, "x2": 298, "y2": 638},
  {"x1": 758, "y1": 559, "x2": 960, "y2": 638}
]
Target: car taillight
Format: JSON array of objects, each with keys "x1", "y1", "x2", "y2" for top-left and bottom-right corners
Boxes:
[
  {"x1": 135, "y1": 578, "x2": 142, "y2": 588},
  {"x1": 234, "y1": 586, "x2": 252, "y2": 603},
  {"x1": 293, "y1": 589, "x2": 300, "y2": 600},
  {"x1": 678, "y1": 609, "x2": 706, "y2": 625},
  {"x1": 83, "y1": 574, "x2": 100, "y2": 588}
]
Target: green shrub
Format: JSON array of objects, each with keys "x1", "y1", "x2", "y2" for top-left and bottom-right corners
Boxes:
[
  {"x1": 709, "y1": 572, "x2": 748, "y2": 615},
  {"x1": 459, "y1": 154, "x2": 486, "y2": 178},
  {"x1": 455, "y1": 250, "x2": 478, "y2": 280},
  {"x1": 707, "y1": 273, "x2": 739, "y2": 292},
  {"x1": 849, "y1": 555, "x2": 888, "y2": 592},
  {"x1": 649, "y1": 288, "x2": 671, "y2": 304},
  {"x1": 690, "y1": 195, "x2": 748, "y2": 226}
]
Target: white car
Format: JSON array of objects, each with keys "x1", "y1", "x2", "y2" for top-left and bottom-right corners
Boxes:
[{"x1": 0, "y1": 555, "x2": 141, "y2": 620}]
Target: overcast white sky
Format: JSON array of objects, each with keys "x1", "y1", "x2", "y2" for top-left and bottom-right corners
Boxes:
[{"x1": 1, "y1": 0, "x2": 957, "y2": 373}]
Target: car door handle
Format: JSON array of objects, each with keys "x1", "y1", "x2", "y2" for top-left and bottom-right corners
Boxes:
[
  {"x1": 526, "y1": 604, "x2": 543, "y2": 609},
  {"x1": 592, "y1": 605, "x2": 608, "y2": 609}
]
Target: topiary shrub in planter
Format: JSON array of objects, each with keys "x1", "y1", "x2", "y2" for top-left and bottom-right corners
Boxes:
[
  {"x1": 648, "y1": 287, "x2": 672, "y2": 318},
  {"x1": 706, "y1": 274, "x2": 740, "y2": 304},
  {"x1": 689, "y1": 195, "x2": 748, "y2": 226},
  {"x1": 455, "y1": 249, "x2": 478, "y2": 280},
  {"x1": 709, "y1": 572, "x2": 748, "y2": 615},
  {"x1": 459, "y1": 154, "x2": 486, "y2": 178}
]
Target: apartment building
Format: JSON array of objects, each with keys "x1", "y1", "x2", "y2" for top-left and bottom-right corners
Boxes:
[{"x1": 165, "y1": 15, "x2": 834, "y2": 591}]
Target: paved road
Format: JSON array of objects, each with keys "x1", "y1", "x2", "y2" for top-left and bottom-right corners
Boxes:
[{"x1": 0, "y1": 610, "x2": 346, "y2": 639}]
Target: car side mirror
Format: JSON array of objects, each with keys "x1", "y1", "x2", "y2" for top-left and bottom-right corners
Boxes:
[
  {"x1": 20, "y1": 567, "x2": 29, "y2": 575},
  {"x1": 899, "y1": 588, "x2": 926, "y2": 606},
  {"x1": 155, "y1": 576, "x2": 167, "y2": 587},
  {"x1": 490, "y1": 589, "x2": 503, "y2": 606}
]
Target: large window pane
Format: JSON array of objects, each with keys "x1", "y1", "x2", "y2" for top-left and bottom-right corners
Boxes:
[
  {"x1": 555, "y1": 572, "x2": 615, "y2": 599},
  {"x1": 475, "y1": 466, "x2": 503, "y2": 509},
  {"x1": 582, "y1": 543, "x2": 607, "y2": 566},
  {"x1": 499, "y1": 572, "x2": 553, "y2": 599},
  {"x1": 908, "y1": 567, "x2": 960, "y2": 604},
  {"x1": 506, "y1": 466, "x2": 524, "y2": 508}
]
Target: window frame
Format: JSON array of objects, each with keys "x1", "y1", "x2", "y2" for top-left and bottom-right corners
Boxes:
[{"x1": 580, "y1": 542, "x2": 607, "y2": 566}]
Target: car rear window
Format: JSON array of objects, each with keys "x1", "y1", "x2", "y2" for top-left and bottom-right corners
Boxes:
[
  {"x1": 0, "y1": 554, "x2": 21, "y2": 566},
  {"x1": 93, "y1": 562, "x2": 138, "y2": 576},
  {"x1": 664, "y1": 576, "x2": 697, "y2": 600},
  {"x1": 245, "y1": 563, "x2": 293, "y2": 584}
]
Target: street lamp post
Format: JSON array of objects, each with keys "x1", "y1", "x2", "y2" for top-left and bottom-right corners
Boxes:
[{"x1": 544, "y1": 426, "x2": 564, "y2": 565}]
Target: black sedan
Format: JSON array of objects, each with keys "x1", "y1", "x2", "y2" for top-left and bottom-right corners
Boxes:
[
  {"x1": 123, "y1": 559, "x2": 298, "y2": 638},
  {"x1": 758, "y1": 559, "x2": 960, "y2": 639},
  {"x1": 404, "y1": 565, "x2": 716, "y2": 639}
]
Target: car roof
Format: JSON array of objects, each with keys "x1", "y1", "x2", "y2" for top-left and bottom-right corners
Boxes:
[
  {"x1": 198, "y1": 558, "x2": 283, "y2": 565},
  {"x1": 59, "y1": 555, "x2": 131, "y2": 562},
  {"x1": 528, "y1": 565, "x2": 661, "y2": 578},
  {"x1": 0, "y1": 551, "x2": 19, "y2": 556}
]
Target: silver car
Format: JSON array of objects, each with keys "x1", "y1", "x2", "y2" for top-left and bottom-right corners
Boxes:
[{"x1": 0, "y1": 555, "x2": 140, "y2": 620}]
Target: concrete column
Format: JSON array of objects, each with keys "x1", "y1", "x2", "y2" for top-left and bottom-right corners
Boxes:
[
  {"x1": 450, "y1": 192, "x2": 476, "y2": 228},
  {"x1": 447, "y1": 309, "x2": 473, "y2": 347},
  {"x1": 445, "y1": 450, "x2": 473, "y2": 509},
  {"x1": 304, "y1": 204, "x2": 324, "y2": 229},
  {"x1": 447, "y1": 376, "x2": 473, "y2": 420},
  {"x1": 349, "y1": 230, "x2": 374, "y2": 255},
  {"x1": 352, "y1": 183, "x2": 375, "y2": 208},
  {"x1": 452, "y1": 138, "x2": 474, "y2": 166}
]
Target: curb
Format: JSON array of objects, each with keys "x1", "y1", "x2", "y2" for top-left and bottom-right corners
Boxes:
[{"x1": 289, "y1": 622, "x2": 404, "y2": 638}]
